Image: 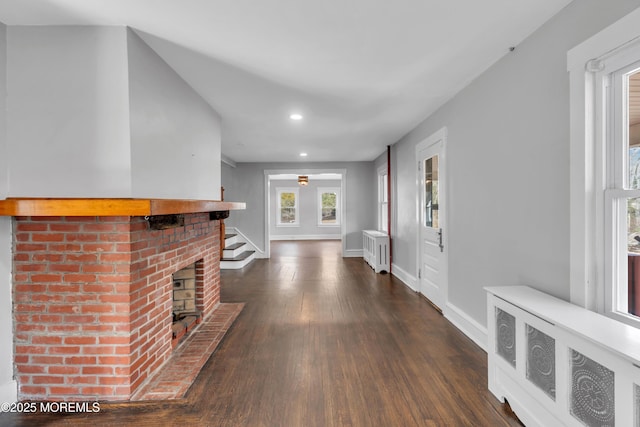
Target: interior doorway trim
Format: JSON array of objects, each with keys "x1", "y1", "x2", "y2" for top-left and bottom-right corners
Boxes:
[{"x1": 264, "y1": 168, "x2": 347, "y2": 258}]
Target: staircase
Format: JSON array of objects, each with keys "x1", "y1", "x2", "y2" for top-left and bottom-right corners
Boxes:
[{"x1": 221, "y1": 233, "x2": 256, "y2": 270}]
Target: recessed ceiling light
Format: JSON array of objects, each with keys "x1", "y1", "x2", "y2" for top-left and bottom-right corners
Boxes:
[
  {"x1": 290, "y1": 113, "x2": 303, "y2": 120},
  {"x1": 300, "y1": 152, "x2": 308, "y2": 157}
]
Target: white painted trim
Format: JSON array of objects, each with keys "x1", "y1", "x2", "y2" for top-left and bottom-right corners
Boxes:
[
  {"x1": 270, "y1": 234, "x2": 341, "y2": 241},
  {"x1": 568, "y1": 6, "x2": 640, "y2": 310},
  {"x1": 221, "y1": 154, "x2": 236, "y2": 168},
  {"x1": 226, "y1": 227, "x2": 267, "y2": 259},
  {"x1": 0, "y1": 380, "x2": 17, "y2": 403},
  {"x1": 390, "y1": 263, "x2": 418, "y2": 292},
  {"x1": 392, "y1": 260, "x2": 486, "y2": 351},
  {"x1": 567, "y1": 7, "x2": 640, "y2": 72},
  {"x1": 343, "y1": 249, "x2": 363, "y2": 258},
  {"x1": 443, "y1": 302, "x2": 488, "y2": 352}
]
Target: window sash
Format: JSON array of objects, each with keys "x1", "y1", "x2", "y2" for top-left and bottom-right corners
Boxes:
[
  {"x1": 276, "y1": 188, "x2": 299, "y2": 226},
  {"x1": 602, "y1": 58, "x2": 640, "y2": 326},
  {"x1": 317, "y1": 187, "x2": 340, "y2": 226},
  {"x1": 378, "y1": 169, "x2": 388, "y2": 232}
]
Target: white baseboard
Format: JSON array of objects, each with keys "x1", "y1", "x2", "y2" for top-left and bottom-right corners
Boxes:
[
  {"x1": 0, "y1": 380, "x2": 17, "y2": 403},
  {"x1": 390, "y1": 263, "x2": 487, "y2": 351},
  {"x1": 443, "y1": 302, "x2": 488, "y2": 352},
  {"x1": 390, "y1": 263, "x2": 417, "y2": 292},
  {"x1": 343, "y1": 249, "x2": 363, "y2": 258},
  {"x1": 270, "y1": 234, "x2": 341, "y2": 241}
]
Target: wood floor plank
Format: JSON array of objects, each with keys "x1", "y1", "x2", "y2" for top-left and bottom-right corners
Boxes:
[{"x1": 0, "y1": 240, "x2": 522, "y2": 427}]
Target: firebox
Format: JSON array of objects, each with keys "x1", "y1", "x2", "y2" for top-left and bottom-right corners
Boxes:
[{"x1": 171, "y1": 262, "x2": 202, "y2": 347}]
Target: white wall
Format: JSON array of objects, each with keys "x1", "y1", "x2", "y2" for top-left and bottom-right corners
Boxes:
[
  {"x1": 128, "y1": 30, "x2": 221, "y2": 200},
  {"x1": 270, "y1": 179, "x2": 341, "y2": 239},
  {"x1": 222, "y1": 162, "x2": 375, "y2": 254},
  {"x1": 390, "y1": 0, "x2": 640, "y2": 334},
  {"x1": 0, "y1": 22, "x2": 16, "y2": 403},
  {"x1": 7, "y1": 26, "x2": 131, "y2": 197}
]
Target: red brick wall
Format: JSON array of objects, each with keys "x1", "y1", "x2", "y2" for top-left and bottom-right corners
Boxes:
[{"x1": 12, "y1": 213, "x2": 220, "y2": 401}]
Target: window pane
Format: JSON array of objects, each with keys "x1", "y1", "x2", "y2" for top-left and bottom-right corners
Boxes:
[
  {"x1": 380, "y1": 202, "x2": 388, "y2": 232},
  {"x1": 629, "y1": 71, "x2": 640, "y2": 189},
  {"x1": 381, "y1": 174, "x2": 388, "y2": 203},
  {"x1": 321, "y1": 192, "x2": 336, "y2": 224},
  {"x1": 378, "y1": 172, "x2": 388, "y2": 231},
  {"x1": 626, "y1": 70, "x2": 640, "y2": 316},
  {"x1": 424, "y1": 156, "x2": 439, "y2": 228},
  {"x1": 629, "y1": 197, "x2": 640, "y2": 315},
  {"x1": 280, "y1": 192, "x2": 295, "y2": 208},
  {"x1": 280, "y1": 192, "x2": 296, "y2": 223},
  {"x1": 280, "y1": 207, "x2": 295, "y2": 223}
]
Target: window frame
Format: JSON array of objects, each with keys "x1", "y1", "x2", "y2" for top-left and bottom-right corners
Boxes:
[
  {"x1": 603, "y1": 60, "x2": 640, "y2": 325},
  {"x1": 317, "y1": 187, "x2": 340, "y2": 226},
  {"x1": 569, "y1": 8, "x2": 640, "y2": 327},
  {"x1": 276, "y1": 187, "x2": 299, "y2": 227},
  {"x1": 377, "y1": 164, "x2": 388, "y2": 233}
]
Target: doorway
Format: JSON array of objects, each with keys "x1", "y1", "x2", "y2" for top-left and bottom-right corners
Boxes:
[
  {"x1": 264, "y1": 169, "x2": 347, "y2": 258},
  {"x1": 416, "y1": 128, "x2": 448, "y2": 310}
]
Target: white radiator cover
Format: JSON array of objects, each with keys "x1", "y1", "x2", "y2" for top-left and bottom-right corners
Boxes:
[
  {"x1": 486, "y1": 286, "x2": 640, "y2": 427},
  {"x1": 362, "y1": 230, "x2": 389, "y2": 273}
]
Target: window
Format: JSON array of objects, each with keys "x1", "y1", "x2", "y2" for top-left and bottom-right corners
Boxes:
[
  {"x1": 276, "y1": 188, "x2": 299, "y2": 226},
  {"x1": 605, "y1": 61, "x2": 640, "y2": 321},
  {"x1": 569, "y1": 11, "x2": 640, "y2": 326},
  {"x1": 378, "y1": 165, "x2": 388, "y2": 232},
  {"x1": 317, "y1": 187, "x2": 340, "y2": 226}
]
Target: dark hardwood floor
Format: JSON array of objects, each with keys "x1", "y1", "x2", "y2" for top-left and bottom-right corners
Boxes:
[{"x1": 0, "y1": 240, "x2": 522, "y2": 427}]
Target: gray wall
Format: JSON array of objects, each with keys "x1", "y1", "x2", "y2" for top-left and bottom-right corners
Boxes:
[
  {"x1": 389, "y1": 0, "x2": 640, "y2": 330},
  {"x1": 7, "y1": 26, "x2": 130, "y2": 197},
  {"x1": 270, "y1": 179, "x2": 341, "y2": 239},
  {"x1": 128, "y1": 29, "x2": 221, "y2": 200},
  {"x1": 5, "y1": 26, "x2": 222, "y2": 200},
  {"x1": 222, "y1": 162, "x2": 375, "y2": 254}
]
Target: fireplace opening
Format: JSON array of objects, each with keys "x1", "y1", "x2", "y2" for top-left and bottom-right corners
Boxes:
[{"x1": 171, "y1": 261, "x2": 202, "y2": 348}]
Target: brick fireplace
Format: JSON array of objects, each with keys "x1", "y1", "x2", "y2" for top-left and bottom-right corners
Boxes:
[{"x1": 11, "y1": 211, "x2": 223, "y2": 401}]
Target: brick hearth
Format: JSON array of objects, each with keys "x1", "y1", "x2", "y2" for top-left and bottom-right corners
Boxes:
[{"x1": 12, "y1": 213, "x2": 222, "y2": 401}]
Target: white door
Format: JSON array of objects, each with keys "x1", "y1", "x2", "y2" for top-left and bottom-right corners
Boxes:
[{"x1": 417, "y1": 129, "x2": 447, "y2": 310}]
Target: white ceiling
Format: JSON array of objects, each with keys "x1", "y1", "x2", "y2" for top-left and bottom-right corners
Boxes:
[{"x1": 0, "y1": 0, "x2": 573, "y2": 163}]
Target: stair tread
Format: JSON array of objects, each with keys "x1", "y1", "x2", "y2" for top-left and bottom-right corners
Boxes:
[
  {"x1": 224, "y1": 242, "x2": 245, "y2": 250},
  {"x1": 221, "y1": 251, "x2": 255, "y2": 262},
  {"x1": 224, "y1": 234, "x2": 237, "y2": 240}
]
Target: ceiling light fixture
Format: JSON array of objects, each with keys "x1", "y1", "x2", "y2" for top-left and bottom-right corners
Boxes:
[
  {"x1": 290, "y1": 113, "x2": 303, "y2": 121},
  {"x1": 298, "y1": 175, "x2": 309, "y2": 186},
  {"x1": 300, "y1": 152, "x2": 308, "y2": 157}
]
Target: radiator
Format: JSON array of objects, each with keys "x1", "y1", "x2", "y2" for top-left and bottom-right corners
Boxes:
[
  {"x1": 362, "y1": 230, "x2": 389, "y2": 273},
  {"x1": 486, "y1": 286, "x2": 640, "y2": 427}
]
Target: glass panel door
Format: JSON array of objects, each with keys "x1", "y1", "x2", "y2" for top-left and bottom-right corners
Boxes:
[{"x1": 424, "y1": 156, "x2": 439, "y2": 229}]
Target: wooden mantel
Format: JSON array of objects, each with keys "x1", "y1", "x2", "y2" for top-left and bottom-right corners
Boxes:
[{"x1": 0, "y1": 198, "x2": 246, "y2": 217}]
